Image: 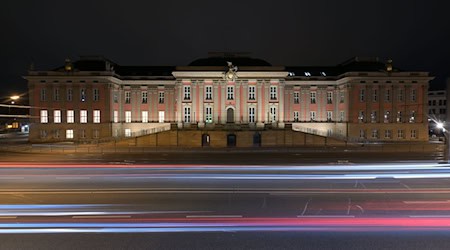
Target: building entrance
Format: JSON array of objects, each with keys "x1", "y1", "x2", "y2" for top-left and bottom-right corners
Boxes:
[
  {"x1": 227, "y1": 134, "x2": 236, "y2": 147},
  {"x1": 202, "y1": 134, "x2": 210, "y2": 147}
]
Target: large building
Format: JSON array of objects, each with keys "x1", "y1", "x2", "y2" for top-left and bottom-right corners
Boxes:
[{"x1": 26, "y1": 53, "x2": 433, "y2": 145}]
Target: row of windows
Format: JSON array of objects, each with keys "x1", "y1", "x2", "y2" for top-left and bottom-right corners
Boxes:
[
  {"x1": 292, "y1": 111, "x2": 345, "y2": 122},
  {"x1": 182, "y1": 85, "x2": 279, "y2": 101},
  {"x1": 40, "y1": 129, "x2": 100, "y2": 139},
  {"x1": 40, "y1": 88, "x2": 99, "y2": 102},
  {"x1": 359, "y1": 129, "x2": 418, "y2": 139},
  {"x1": 40, "y1": 110, "x2": 100, "y2": 124},
  {"x1": 123, "y1": 91, "x2": 165, "y2": 104},
  {"x1": 358, "y1": 111, "x2": 416, "y2": 123},
  {"x1": 429, "y1": 109, "x2": 446, "y2": 115},
  {"x1": 429, "y1": 99, "x2": 447, "y2": 106},
  {"x1": 359, "y1": 89, "x2": 416, "y2": 102},
  {"x1": 113, "y1": 111, "x2": 165, "y2": 123}
]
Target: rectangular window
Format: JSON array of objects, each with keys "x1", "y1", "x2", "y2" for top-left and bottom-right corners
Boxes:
[
  {"x1": 327, "y1": 92, "x2": 333, "y2": 104},
  {"x1": 54, "y1": 88, "x2": 60, "y2": 101},
  {"x1": 384, "y1": 111, "x2": 390, "y2": 123},
  {"x1": 205, "y1": 106, "x2": 213, "y2": 123},
  {"x1": 293, "y1": 111, "x2": 299, "y2": 122},
  {"x1": 141, "y1": 111, "x2": 148, "y2": 123},
  {"x1": 67, "y1": 88, "x2": 73, "y2": 101},
  {"x1": 411, "y1": 129, "x2": 417, "y2": 139},
  {"x1": 54, "y1": 110, "x2": 61, "y2": 123},
  {"x1": 227, "y1": 86, "x2": 234, "y2": 100},
  {"x1": 294, "y1": 92, "x2": 300, "y2": 104},
  {"x1": 40, "y1": 130, "x2": 47, "y2": 138},
  {"x1": 125, "y1": 91, "x2": 131, "y2": 104},
  {"x1": 40, "y1": 110, "x2": 48, "y2": 123},
  {"x1": 249, "y1": 107, "x2": 255, "y2": 123},
  {"x1": 397, "y1": 111, "x2": 403, "y2": 123},
  {"x1": 125, "y1": 129, "x2": 131, "y2": 137},
  {"x1": 310, "y1": 111, "x2": 316, "y2": 121},
  {"x1": 113, "y1": 92, "x2": 118, "y2": 103},
  {"x1": 310, "y1": 92, "x2": 316, "y2": 104},
  {"x1": 359, "y1": 129, "x2": 365, "y2": 139},
  {"x1": 184, "y1": 86, "x2": 191, "y2": 100},
  {"x1": 360, "y1": 89, "x2": 365, "y2": 102},
  {"x1": 67, "y1": 110, "x2": 74, "y2": 123},
  {"x1": 398, "y1": 89, "x2": 404, "y2": 101},
  {"x1": 66, "y1": 129, "x2": 74, "y2": 139},
  {"x1": 113, "y1": 111, "x2": 118, "y2": 123},
  {"x1": 398, "y1": 129, "x2": 404, "y2": 139},
  {"x1": 80, "y1": 110, "x2": 87, "y2": 123},
  {"x1": 93, "y1": 110, "x2": 100, "y2": 123},
  {"x1": 411, "y1": 89, "x2": 417, "y2": 102},
  {"x1": 340, "y1": 91, "x2": 345, "y2": 103},
  {"x1": 372, "y1": 89, "x2": 378, "y2": 102},
  {"x1": 270, "y1": 86, "x2": 277, "y2": 100},
  {"x1": 141, "y1": 91, "x2": 148, "y2": 104},
  {"x1": 270, "y1": 106, "x2": 277, "y2": 122},
  {"x1": 80, "y1": 129, "x2": 86, "y2": 139},
  {"x1": 385, "y1": 130, "x2": 392, "y2": 139},
  {"x1": 80, "y1": 89, "x2": 86, "y2": 102},
  {"x1": 371, "y1": 111, "x2": 377, "y2": 123},
  {"x1": 410, "y1": 111, "x2": 416, "y2": 123},
  {"x1": 385, "y1": 89, "x2": 391, "y2": 102},
  {"x1": 93, "y1": 89, "x2": 99, "y2": 101},
  {"x1": 340, "y1": 111, "x2": 345, "y2": 122},
  {"x1": 93, "y1": 129, "x2": 99, "y2": 139},
  {"x1": 125, "y1": 111, "x2": 131, "y2": 123},
  {"x1": 327, "y1": 111, "x2": 333, "y2": 121},
  {"x1": 205, "y1": 86, "x2": 212, "y2": 100},
  {"x1": 159, "y1": 92, "x2": 164, "y2": 104},
  {"x1": 372, "y1": 129, "x2": 378, "y2": 139},
  {"x1": 184, "y1": 106, "x2": 191, "y2": 123},
  {"x1": 248, "y1": 86, "x2": 256, "y2": 100},
  {"x1": 40, "y1": 88, "x2": 46, "y2": 101},
  {"x1": 359, "y1": 111, "x2": 365, "y2": 123},
  {"x1": 159, "y1": 111, "x2": 165, "y2": 123}
]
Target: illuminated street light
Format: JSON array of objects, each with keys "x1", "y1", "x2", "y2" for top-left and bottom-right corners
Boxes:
[
  {"x1": 437, "y1": 122, "x2": 444, "y2": 130},
  {"x1": 10, "y1": 95, "x2": 20, "y2": 105}
]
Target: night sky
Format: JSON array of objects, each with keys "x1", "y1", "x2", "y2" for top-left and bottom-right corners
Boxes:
[{"x1": 1, "y1": 0, "x2": 449, "y2": 99}]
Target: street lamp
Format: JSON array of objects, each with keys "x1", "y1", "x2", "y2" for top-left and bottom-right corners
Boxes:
[{"x1": 10, "y1": 95, "x2": 20, "y2": 105}]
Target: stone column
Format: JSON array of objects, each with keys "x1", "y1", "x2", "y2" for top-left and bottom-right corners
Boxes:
[
  {"x1": 235, "y1": 81, "x2": 241, "y2": 123},
  {"x1": 221, "y1": 81, "x2": 226, "y2": 124},
  {"x1": 256, "y1": 81, "x2": 264, "y2": 128},
  {"x1": 278, "y1": 83, "x2": 285, "y2": 128},
  {"x1": 198, "y1": 81, "x2": 205, "y2": 128},
  {"x1": 176, "y1": 81, "x2": 183, "y2": 128},
  {"x1": 242, "y1": 81, "x2": 248, "y2": 123}
]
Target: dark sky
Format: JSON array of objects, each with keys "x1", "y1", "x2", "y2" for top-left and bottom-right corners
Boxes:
[{"x1": 1, "y1": 0, "x2": 449, "y2": 97}]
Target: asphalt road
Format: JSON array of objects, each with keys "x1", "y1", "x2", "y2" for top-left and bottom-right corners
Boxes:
[{"x1": 1, "y1": 163, "x2": 450, "y2": 249}]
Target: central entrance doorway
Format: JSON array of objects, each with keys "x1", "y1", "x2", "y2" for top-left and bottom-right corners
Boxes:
[
  {"x1": 227, "y1": 134, "x2": 236, "y2": 147},
  {"x1": 227, "y1": 108, "x2": 234, "y2": 123}
]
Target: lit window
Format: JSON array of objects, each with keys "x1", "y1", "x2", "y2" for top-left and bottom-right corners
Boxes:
[
  {"x1": 411, "y1": 129, "x2": 417, "y2": 139},
  {"x1": 142, "y1": 111, "x2": 148, "y2": 123},
  {"x1": 125, "y1": 111, "x2": 131, "y2": 123},
  {"x1": 384, "y1": 111, "x2": 390, "y2": 123},
  {"x1": 270, "y1": 106, "x2": 277, "y2": 122},
  {"x1": 66, "y1": 129, "x2": 74, "y2": 139},
  {"x1": 40, "y1": 110, "x2": 48, "y2": 123},
  {"x1": 93, "y1": 110, "x2": 100, "y2": 123},
  {"x1": 67, "y1": 110, "x2": 74, "y2": 123},
  {"x1": 397, "y1": 111, "x2": 403, "y2": 123},
  {"x1": 80, "y1": 110, "x2": 87, "y2": 123},
  {"x1": 125, "y1": 129, "x2": 131, "y2": 137},
  {"x1": 409, "y1": 111, "x2": 416, "y2": 123},
  {"x1": 359, "y1": 111, "x2": 365, "y2": 123},
  {"x1": 54, "y1": 110, "x2": 61, "y2": 123},
  {"x1": 158, "y1": 111, "x2": 164, "y2": 123},
  {"x1": 304, "y1": 72, "x2": 311, "y2": 77},
  {"x1": 113, "y1": 111, "x2": 119, "y2": 123},
  {"x1": 371, "y1": 111, "x2": 377, "y2": 123}
]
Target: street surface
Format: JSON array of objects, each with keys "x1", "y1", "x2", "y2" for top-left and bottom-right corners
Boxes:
[{"x1": 1, "y1": 162, "x2": 450, "y2": 249}]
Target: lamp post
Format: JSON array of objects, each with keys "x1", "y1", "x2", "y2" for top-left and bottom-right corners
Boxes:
[{"x1": 436, "y1": 121, "x2": 449, "y2": 162}]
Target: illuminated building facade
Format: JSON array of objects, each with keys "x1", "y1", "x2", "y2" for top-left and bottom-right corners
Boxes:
[{"x1": 26, "y1": 54, "x2": 432, "y2": 144}]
